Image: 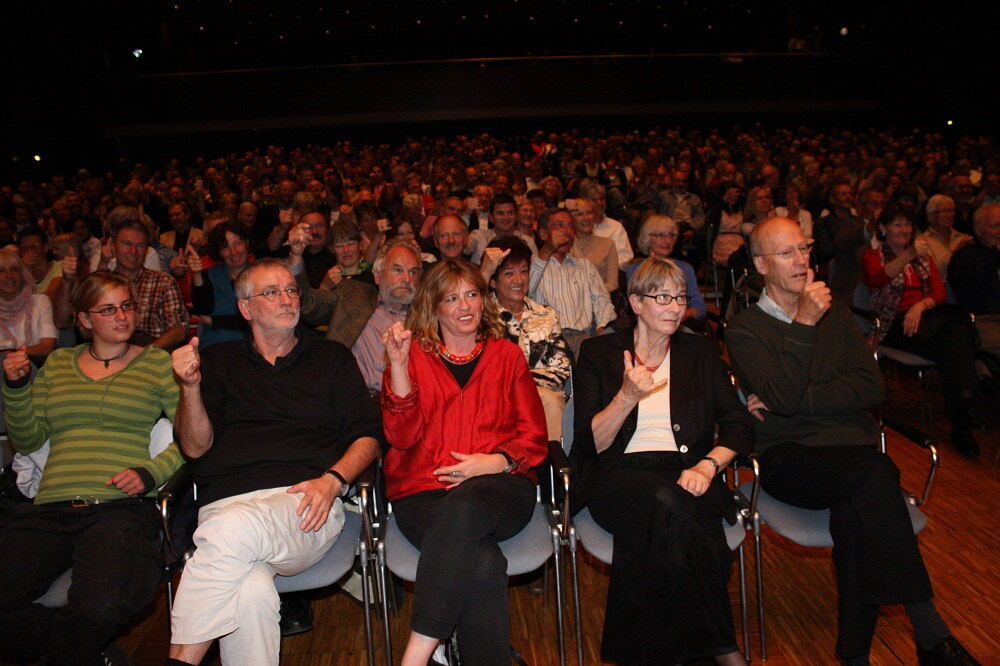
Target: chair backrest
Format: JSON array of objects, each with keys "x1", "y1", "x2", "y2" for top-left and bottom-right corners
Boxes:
[
  {"x1": 14, "y1": 418, "x2": 174, "y2": 498},
  {"x1": 560, "y1": 373, "x2": 575, "y2": 457}
]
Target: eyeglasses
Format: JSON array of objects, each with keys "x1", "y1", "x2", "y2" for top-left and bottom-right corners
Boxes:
[
  {"x1": 643, "y1": 293, "x2": 691, "y2": 306},
  {"x1": 648, "y1": 232, "x2": 678, "y2": 239},
  {"x1": 755, "y1": 241, "x2": 814, "y2": 260},
  {"x1": 87, "y1": 301, "x2": 138, "y2": 317},
  {"x1": 245, "y1": 287, "x2": 302, "y2": 302}
]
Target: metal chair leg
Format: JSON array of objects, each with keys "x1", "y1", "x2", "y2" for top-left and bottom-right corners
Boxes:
[
  {"x1": 568, "y1": 527, "x2": 584, "y2": 666},
  {"x1": 738, "y1": 541, "x2": 750, "y2": 662},
  {"x1": 376, "y1": 543, "x2": 393, "y2": 666},
  {"x1": 551, "y1": 528, "x2": 567, "y2": 666},
  {"x1": 753, "y1": 515, "x2": 767, "y2": 661},
  {"x1": 360, "y1": 541, "x2": 375, "y2": 666}
]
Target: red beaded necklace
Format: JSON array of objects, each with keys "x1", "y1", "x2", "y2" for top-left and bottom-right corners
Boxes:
[{"x1": 436, "y1": 340, "x2": 485, "y2": 365}]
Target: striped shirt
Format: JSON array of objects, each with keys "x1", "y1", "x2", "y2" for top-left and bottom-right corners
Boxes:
[
  {"x1": 3, "y1": 345, "x2": 183, "y2": 504},
  {"x1": 529, "y1": 253, "x2": 616, "y2": 331}
]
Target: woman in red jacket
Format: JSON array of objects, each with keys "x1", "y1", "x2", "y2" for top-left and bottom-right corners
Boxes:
[
  {"x1": 381, "y1": 258, "x2": 548, "y2": 666},
  {"x1": 861, "y1": 206, "x2": 982, "y2": 457}
]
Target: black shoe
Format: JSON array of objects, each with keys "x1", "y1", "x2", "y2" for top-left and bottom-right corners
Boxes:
[
  {"x1": 950, "y1": 424, "x2": 981, "y2": 458},
  {"x1": 917, "y1": 637, "x2": 980, "y2": 665},
  {"x1": 279, "y1": 596, "x2": 314, "y2": 636}
]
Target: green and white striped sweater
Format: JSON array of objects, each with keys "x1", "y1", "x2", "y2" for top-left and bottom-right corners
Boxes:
[{"x1": 3, "y1": 345, "x2": 183, "y2": 504}]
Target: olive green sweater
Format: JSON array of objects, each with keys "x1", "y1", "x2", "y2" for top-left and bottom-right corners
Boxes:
[
  {"x1": 3, "y1": 345, "x2": 183, "y2": 504},
  {"x1": 726, "y1": 302, "x2": 885, "y2": 453}
]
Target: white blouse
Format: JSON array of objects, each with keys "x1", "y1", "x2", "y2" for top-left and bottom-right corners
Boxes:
[{"x1": 624, "y1": 351, "x2": 677, "y2": 453}]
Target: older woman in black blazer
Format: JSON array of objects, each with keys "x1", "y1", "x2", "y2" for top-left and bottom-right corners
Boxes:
[{"x1": 573, "y1": 257, "x2": 753, "y2": 665}]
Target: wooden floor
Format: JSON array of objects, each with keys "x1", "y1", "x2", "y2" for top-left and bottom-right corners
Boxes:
[{"x1": 29, "y1": 370, "x2": 1000, "y2": 666}]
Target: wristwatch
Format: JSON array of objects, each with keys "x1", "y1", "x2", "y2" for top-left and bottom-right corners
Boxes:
[
  {"x1": 700, "y1": 456, "x2": 721, "y2": 475},
  {"x1": 497, "y1": 450, "x2": 517, "y2": 474}
]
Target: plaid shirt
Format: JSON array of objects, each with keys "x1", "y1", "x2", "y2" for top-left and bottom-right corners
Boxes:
[{"x1": 130, "y1": 268, "x2": 188, "y2": 339}]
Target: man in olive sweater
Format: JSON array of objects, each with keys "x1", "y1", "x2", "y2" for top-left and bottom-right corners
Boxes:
[{"x1": 726, "y1": 218, "x2": 977, "y2": 666}]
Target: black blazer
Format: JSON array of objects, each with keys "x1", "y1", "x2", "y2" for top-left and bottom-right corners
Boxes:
[{"x1": 570, "y1": 326, "x2": 753, "y2": 516}]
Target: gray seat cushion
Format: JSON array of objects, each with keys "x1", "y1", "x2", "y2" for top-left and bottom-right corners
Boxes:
[
  {"x1": 385, "y1": 502, "x2": 554, "y2": 582},
  {"x1": 574, "y1": 506, "x2": 746, "y2": 565},
  {"x1": 740, "y1": 481, "x2": 927, "y2": 548},
  {"x1": 878, "y1": 346, "x2": 936, "y2": 367},
  {"x1": 275, "y1": 509, "x2": 361, "y2": 593}
]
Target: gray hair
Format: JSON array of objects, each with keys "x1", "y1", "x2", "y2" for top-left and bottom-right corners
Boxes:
[
  {"x1": 925, "y1": 194, "x2": 953, "y2": 219},
  {"x1": 636, "y1": 214, "x2": 678, "y2": 255},
  {"x1": 372, "y1": 239, "x2": 422, "y2": 275},
  {"x1": 627, "y1": 257, "x2": 687, "y2": 298},
  {"x1": 973, "y1": 203, "x2": 1000, "y2": 237},
  {"x1": 233, "y1": 257, "x2": 291, "y2": 300}
]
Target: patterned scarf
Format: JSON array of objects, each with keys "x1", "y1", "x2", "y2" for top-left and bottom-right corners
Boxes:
[
  {"x1": 868, "y1": 242, "x2": 932, "y2": 344},
  {"x1": 0, "y1": 282, "x2": 37, "y2": 348}
]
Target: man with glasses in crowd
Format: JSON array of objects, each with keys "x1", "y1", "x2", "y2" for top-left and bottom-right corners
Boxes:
[
  {"x1": 166, "y1": 257, "x2": 381, "y2": 666},
  {"x1": 726, "y1": 217, "x2": 978, "y2": 666}
]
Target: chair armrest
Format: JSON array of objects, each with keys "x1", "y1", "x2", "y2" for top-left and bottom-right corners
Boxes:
[
  {"x1": 157, "y1": 464, "x2": 192, "y2": 562},
  {"x1": 882, "y1": 418, "x2": 939, "y2": 506},
  {"x1": 547, "y1": 440, "x2": 572, "y2": 540},
  {"x1": 355, "y1": 462, "x2": 379, "y2": 553},
  {"x1": 730, "y1": 454, "x2": 761, "y2": 528}
]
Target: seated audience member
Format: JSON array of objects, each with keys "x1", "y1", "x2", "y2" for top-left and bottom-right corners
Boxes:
[
  {"x1": 17, "y1": 226, "x2": 62, "y2": 301},
  {"x1": 467, "y1": 193, "x2": 537, "y2": 263},
  {"x1": 813, "y1": 183, "x2": 870, "y2": 302},
  {"x1": 167, "y1": 258, "x2": 381, "y2": 666},
  {"x1": 659, "y1": 168, "x2": 707, "y2": 232},
  {"x1": 526, "y1": 189, "x2": 548, "y2": 217},
  {"x1": 322, "y1": 221, "x2": 374, "y2": 289},
  {"x1": 774, "y1": 182, "x2": 814, "y2": 239},
  {"x1": 275, "y1": 210, "x2": 335, "y2": 288},
  {"x1": 529, "y1": 208, "x2": 616, "y2": 357},
  {"x1": 727, "y1": 217, "x2": 979, "y2": 666},
  {"x1": 292, "y1": 227, "x2": 421, "y2": 380},
  {"x1": 65, "y1": 216, "x2": 188, "y2": 351},
  {"x1": 431, "y1": 213, "x2": 471, "y2": 261},
  {"x1": 740, "y1": 186, "x2": 777, "y2": 238},
  {"x1": 482, "y1": 236, "x2": 572, "y2": 440},
  {"x1": 0, "y1": 249, "x2": 57, "y2": 359},
  {"x1": 160, "y1": 201, "x2": 206, "y2": 254},
  {"x1": 95, "y1": 207, "x2": 162, "y2": 274},
  {"x1": 948, "y1": 204, "x2": 1000, "y2": 359},
  {"x1": 568, "y1": 197, "x2": 619, "y2": 294},
  {"x1": 628, "y1": 215, "x2": 707, "y2": 321},
  {"x1": 709, "y1": 181, "x2": 747, "y2": 266},
  {"x1": 380, "y1": 260, "x2": 547, "y2": 666},
  {"x1": 387, "y1": 218, "x2": 436, "y2": 266},
  {"x1": 861, "y1": 207, "x2": 983, "y2": 457},
  {"x1": 918, "y1": 194, "x2": 972, "y2": 286},
  {"x1": 572, "y1": 257, "x2": 752, "y2": 665},
  {"x1": 0, "y1": 271, "x2": 183, "y2": 664},
  {"x1": 515, "y1": 200, "x2": 538, "y2": 240},
  {"x1": 189, "y1": 222, "x2": 251, "y2": 348},
  {"x1": 584, "y1": 182, "x2": 634, "y2": 266}
]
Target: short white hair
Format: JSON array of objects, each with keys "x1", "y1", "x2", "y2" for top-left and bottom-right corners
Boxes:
[{"x1": 925, "y1": 194, "x2": 953, "y2": 218}]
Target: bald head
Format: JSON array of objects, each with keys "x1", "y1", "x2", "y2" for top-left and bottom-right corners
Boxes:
[
  {"x1": 433, "y1": 214, "x2": 469, "y2": 259},
  {"x1": 749, "y1": 217, "x2": 801, "y2": 256}
]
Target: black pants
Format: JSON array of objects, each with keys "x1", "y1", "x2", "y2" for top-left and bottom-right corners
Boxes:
[
  {"x1": 587, "y1": 453, "x2": 737, "y2": 665},
  {"x1": 882, "y1": 305, "x2": 979, "y2": 419},
  {"x1": 0, "y1": 500, "x2": 162, "y2": 666},
  {"x1": 393, "y1": 473, "x2": 536, "y2": 666},
  {"x1": 759, "y1": 443, "x2": 933, "y2": 659}
]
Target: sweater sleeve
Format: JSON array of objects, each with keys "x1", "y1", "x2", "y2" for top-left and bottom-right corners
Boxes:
[
  {"x1": 380, "y1": 355, "x2": 425, "y2": 451},
  {"x1": 861, "y1": 248, "x2": 891, "y2": 288},
  {"x1": 706, "y1": 345, "x2": 753, "y2": 455},
  {"x1": 926, "y1": 259, "x2": 946, "y2": 305},
  {"x1": 146, "y1": 353, "x2": 184, "y2": 486},
  {"x1": 2, "y1": 358, "x2": 53, "y2": 454}
]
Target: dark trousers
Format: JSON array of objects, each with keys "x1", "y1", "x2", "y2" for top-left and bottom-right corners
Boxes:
[
  {"x1": 882, "y1": 306, "x2": 979, "y2": 419},
  {"x1": 587, "y1": 453, "x2": 737, "y2": 665},
  {"x1": 0, "y1": 500, "x2": 162, "y2": 666},
  {"x1": 393, "y1": 474, "x2": 536, "y2": 666},
  {"x1": 760, "y1": 443, "x2": 933, "y2": 659}
]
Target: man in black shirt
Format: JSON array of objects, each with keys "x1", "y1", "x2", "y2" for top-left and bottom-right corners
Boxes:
[{"x1": 167, "y1": 258, "x2": 380, "y2": 666}]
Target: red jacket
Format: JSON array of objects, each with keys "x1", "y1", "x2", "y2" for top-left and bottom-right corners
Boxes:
[{"x1": 381, "y1": 337, "x2": 548, "y2": 501}]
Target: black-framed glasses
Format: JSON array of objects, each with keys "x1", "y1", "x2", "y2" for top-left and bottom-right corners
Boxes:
[
  {"x1": 755, "y1": 241, "x2": 815, "y2": 260},
  {"x1": 245, "y1": 287, "x2": 301, "y2": 302},
  {"x1": 87, "y1": 301, "x2": 138, "y2": 317},
  {"x1": 643, "y1": 293, "x2": 691, "y2": 306}
]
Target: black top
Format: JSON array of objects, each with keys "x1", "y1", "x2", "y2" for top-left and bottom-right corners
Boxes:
[
  {"x1": 948, "y1": 240, "x2": 999, "y2": 315},
  {"x1": 192, "y1": 334, "x2": 382, "y2": 505},
  {"x1": 571, "y1": 327, "x2": 753, "y2": 516},
  {"x1": 441, "y1": 354, "x2": 481, "y2": 389}
]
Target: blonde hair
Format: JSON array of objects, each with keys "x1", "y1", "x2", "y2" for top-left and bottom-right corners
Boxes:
[
  {"x1": 405, "y1": 259, "x2": 505, "y2": 350},
  {"x1": 71, "y1": 270, "x2": 137, "y2": 340}
]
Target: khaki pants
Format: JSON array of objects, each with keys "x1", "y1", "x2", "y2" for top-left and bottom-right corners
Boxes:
[{"x1": 170, "y1": 487, "x2": 345, "y2": 666}]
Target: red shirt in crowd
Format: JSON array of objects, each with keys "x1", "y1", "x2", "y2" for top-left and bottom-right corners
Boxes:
[
  {"x1": 861, "y1": 248, "x2": 946, "y2": 311},
  {"x1": 380, "y1": 337, "x2": 548, "y2": 501}
]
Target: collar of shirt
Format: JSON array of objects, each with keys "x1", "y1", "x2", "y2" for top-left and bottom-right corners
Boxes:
[
  {"x1": 377, "y1": 300, "x2": 408, "y2": 317},
  {"x1": 756, "y1": 287, "x2": 794, "y2": 324},
  {"x1": 240, "y1": 331, "x2": 305, "y2": 369}
]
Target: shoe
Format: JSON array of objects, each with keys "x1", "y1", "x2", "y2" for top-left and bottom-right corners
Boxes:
[
  {"x1": 917, "y1": 636, "x2": 980, "y2": 665},
  {"x1": 950, "y1": 424, "x2": 981, "y2": 458},
  {"x1": 428, "y1": 643, "x2": 448, "y2": 666},
  {"x1": 279, "y1": 595, "x2": 314, "y2": 636}
]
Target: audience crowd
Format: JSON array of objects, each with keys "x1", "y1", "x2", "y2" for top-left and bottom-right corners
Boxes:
[{"x1": 0, "y1": 123, "x2": 994, "y2": 665}]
